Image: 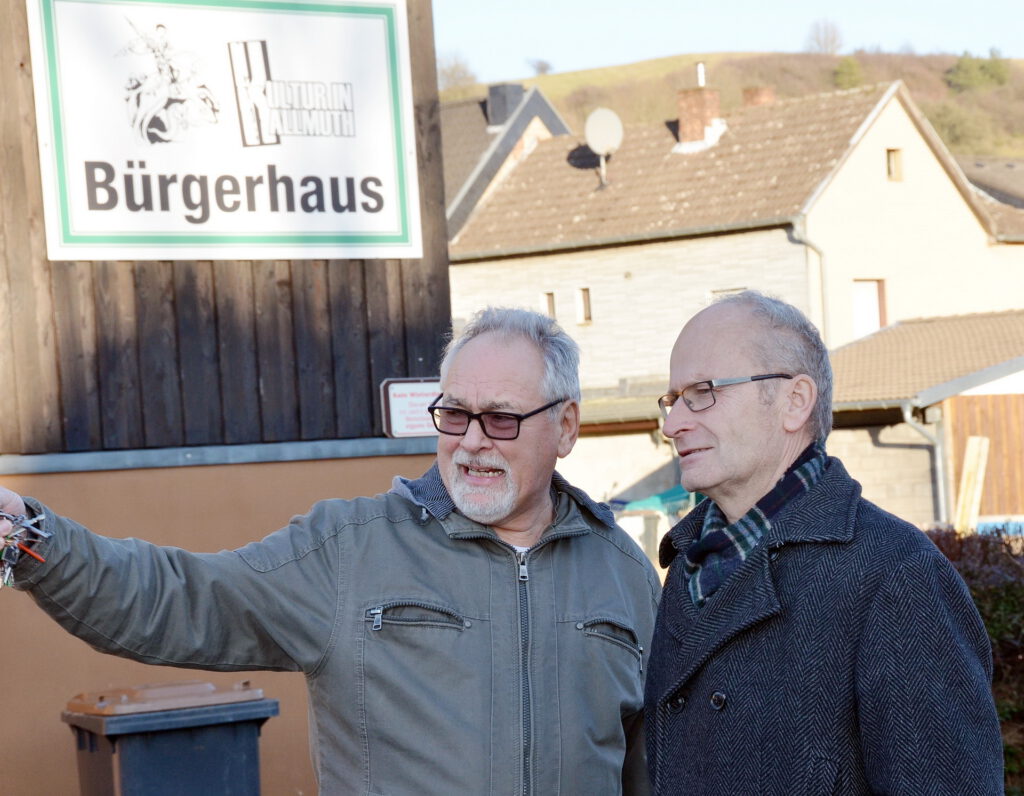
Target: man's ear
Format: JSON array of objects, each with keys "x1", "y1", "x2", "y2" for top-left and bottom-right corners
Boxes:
[
  {"x1": 781, "y1": 374, "x2": 817, "y2": 433},
  {"x1": 557, "y1": 401, "x2": 581, "y2": 458}
]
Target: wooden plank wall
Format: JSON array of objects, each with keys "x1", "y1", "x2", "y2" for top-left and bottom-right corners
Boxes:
[
  {"x1": 946, "y1": 394, "x2": 1024, "y2": 518},
  {"x1": 0, "y1": 0, "x2": 450, "y2": 455}
]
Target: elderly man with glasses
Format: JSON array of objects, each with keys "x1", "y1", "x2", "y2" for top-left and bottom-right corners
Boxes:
[
  {"x1": 1, "y1": 307, "x2": 660, "y2": 795},
  {"x1": 644, "y1": 290, "x2": 1002, "y2": 795}
]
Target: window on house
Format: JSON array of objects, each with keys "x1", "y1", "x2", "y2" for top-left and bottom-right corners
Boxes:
[
  {"x1": 542, "y1": 292, "x2": 556, "y2": 318},
  {"x1": 575, "y1": 288, "x2": 592, "y2": 324},
  {"x1": 852, "y1": 279, "x2": 887, "y2": 338},
  {"x1": 886, "y1": 148, "x2": 903, "y2": 181}
]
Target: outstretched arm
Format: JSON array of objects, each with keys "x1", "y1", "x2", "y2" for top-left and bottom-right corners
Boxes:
[{"x1": 3, "y1": 489, "x2": 341, "y2": 675}]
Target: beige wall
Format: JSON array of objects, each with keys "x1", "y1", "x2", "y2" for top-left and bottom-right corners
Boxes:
[
  {"x1": 451, "y1": 228, "x2": 809, "y2": 391},
  {"x1": 0, "y1": 453, "x2": 435, "y2": 796},
  {"x1": 826, "y1": 424, "x2": 937, "y2": 526},
  {"x1": 559, "y1": 429, "x2": 677, "y2": 504},
  {"x1": 807, "y1": 96, "x2": 1024, "y2": 348}
]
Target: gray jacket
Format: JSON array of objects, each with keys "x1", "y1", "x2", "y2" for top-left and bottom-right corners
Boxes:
[{"x1": 16, "y1": 464, "x2": 661, "y2": 795}]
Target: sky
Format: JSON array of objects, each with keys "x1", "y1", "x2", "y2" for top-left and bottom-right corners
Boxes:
[{"x1": 432, "y1": 0, "x2": 1021, "y2": 85}]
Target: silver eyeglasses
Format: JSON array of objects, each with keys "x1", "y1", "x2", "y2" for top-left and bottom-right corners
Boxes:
[
  {"x1": 427, "y1": 395, "x2": 567, "y2": 440},
  {"x1": 658, "y1": 374, "x2": 793, "y2": 418}
]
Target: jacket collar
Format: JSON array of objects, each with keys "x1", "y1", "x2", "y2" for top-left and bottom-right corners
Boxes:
[
  {"x1": 659, "y1": 457, "x2": 860, "y2": 568},
  {"x1": 651, "y1": 457, "x2": 862, "y2": 708},
  {"x1": 390, "y1": 462, "x2": 618, "y2": 534}
]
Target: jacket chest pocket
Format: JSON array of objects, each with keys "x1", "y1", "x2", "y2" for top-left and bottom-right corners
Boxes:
[
  {"x1": 577, "y1": 617, "x2": 644, "y2": 672},
  {"x1": 358, "y1": 600, "x2": 492, "y2": 793}
]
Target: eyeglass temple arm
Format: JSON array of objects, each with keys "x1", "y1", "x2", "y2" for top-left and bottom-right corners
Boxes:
[{"x1": 709, "y1": 374, "x2": 792, "y2": 387}]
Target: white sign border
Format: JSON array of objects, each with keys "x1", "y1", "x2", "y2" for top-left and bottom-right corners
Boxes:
[{"x1": 25, "y1": 0, "x2": 423, "y2": 260}]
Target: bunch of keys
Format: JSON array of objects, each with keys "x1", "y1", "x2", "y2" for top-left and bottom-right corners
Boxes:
[{"x1": 1, "y1": 510, "x2": 49, "y2": 588}]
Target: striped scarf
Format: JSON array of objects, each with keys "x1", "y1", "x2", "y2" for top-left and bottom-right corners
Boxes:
[{"x1": 683, "y1": 443, "x2": 826, "y2": 606}]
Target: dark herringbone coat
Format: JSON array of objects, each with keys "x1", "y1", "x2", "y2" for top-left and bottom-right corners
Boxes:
[{"x1": 644, "y1": 457, "x2": 1003, "y2": 795}]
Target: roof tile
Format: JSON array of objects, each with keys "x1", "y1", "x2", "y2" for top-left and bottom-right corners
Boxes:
[{"x1": 832, "y1": 310, "x2": 1024, "y2": 404}]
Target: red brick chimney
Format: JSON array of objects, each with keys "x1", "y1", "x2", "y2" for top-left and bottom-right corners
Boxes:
[
  {"x1": 742, "y1": 86, "x2": 776, "y2": 107},
  {"x1": 676, "y1": 87, "x2": 720, "y2": 143}
]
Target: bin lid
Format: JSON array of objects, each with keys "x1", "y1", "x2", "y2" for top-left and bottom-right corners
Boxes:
[{"x1": 65, "y1": 680, "x2": 268, "y2": 716}]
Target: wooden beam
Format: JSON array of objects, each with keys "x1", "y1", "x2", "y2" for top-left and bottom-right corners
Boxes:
[
  {"x1": 0, "y1": 0, "x2": 61, "y2": 452},
  {"x1": 401, "y1": 0, "x2": 450, "y2": 378}
]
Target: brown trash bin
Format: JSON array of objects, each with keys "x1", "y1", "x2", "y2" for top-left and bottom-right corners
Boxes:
[{"x1": 62, "y1": 680, "x2": 279, "y2": 795}]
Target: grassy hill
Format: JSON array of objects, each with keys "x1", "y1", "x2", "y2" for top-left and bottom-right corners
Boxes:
[{"x1": 442, "y1": 51, "x2": 1024, "y2": 157}]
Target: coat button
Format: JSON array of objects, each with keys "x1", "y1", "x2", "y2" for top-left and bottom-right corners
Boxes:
[
  {"x1": 668, "y1": 693, "x2": 686, "y2": 713},
  {"x1": 710, "y1": 691, "x2": 727, "y2": 710}
]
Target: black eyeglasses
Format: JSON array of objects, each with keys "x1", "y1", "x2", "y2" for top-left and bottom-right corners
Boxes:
[
  {"x1": 658, "y1": 374, "x2": 793, "y2": 418},
  {"x1": 427, "y1": 395, "x2": 567, "y2": 440}
]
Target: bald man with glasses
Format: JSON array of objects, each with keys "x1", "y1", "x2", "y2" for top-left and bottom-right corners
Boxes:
[
  {"x1": 643, "y1": 291, "x2": 1002, "y2": 794},
  {"x1": 1, "y1": 307, "x2": 659, "y2": 796}
]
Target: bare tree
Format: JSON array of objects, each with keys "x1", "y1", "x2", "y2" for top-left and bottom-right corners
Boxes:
[
  {"x1": 437, "y1": 53, "x2": 477, "y2": 92},
  {"x1": 527, "y1": 58, "x2": 553, "y2": 76},
  {"x1": 806, "y1": 19, "x2": 843, "y2": 55}
]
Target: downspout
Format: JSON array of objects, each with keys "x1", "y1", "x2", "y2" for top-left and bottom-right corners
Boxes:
[
  {"x1": 790, "y1": 219, "x2": 829, "y2": 345},
  {"x1": 901, "y1": 403, "x2": 949, "y2": 524}
]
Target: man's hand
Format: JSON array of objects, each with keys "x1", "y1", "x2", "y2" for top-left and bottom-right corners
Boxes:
[
  {"x1": 0, "y1": 488, "x2": 27, "y2": 535},
  {"x1": 0, "y1": 487, "x2": 43, "y2": 585}
]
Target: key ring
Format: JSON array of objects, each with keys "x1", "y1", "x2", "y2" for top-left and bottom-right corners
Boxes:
[{"x1": 0, "y1": 510, "x2": 49, "y2": 588}]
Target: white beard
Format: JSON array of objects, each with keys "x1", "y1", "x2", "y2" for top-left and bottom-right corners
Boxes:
[{"x1": 447, "y1": 450, "x2": 518, "y2": 525}]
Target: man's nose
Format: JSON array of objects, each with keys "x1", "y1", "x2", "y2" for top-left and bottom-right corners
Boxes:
[
  {"x1": 661, "y1": 402, "x2": 697, "y2": 438},
  {"x1": 459, "y1": 417, "x2": 494, "y2": 450}
]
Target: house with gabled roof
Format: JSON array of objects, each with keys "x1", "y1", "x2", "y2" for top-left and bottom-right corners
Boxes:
[
  {"x1": 446, "y1": 80, "x2": 1024, "y2": 518},
  {"x1": 829, "y1": 309, "x2": 1024, "y2": 527}
]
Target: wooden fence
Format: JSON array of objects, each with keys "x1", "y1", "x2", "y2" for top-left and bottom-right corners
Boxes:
[
  {"x1": 946, "y1": 394, "x2": 1024, "y2": 518},
  {"x1": 0, "y1": 0, "x2": 450, "y2": 455}
]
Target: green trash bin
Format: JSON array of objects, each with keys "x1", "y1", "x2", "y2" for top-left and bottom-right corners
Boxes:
[{"x1": 62, "y1": 680, "x2": 279, "y2": 796}]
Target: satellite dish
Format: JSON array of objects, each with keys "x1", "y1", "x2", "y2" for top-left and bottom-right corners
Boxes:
[
  {"x1": 584, "y1": 107, "x2": 623, "y2": 187},
  {"x1": 584, "y1": 107, "x2": 624, "y2": 156}
]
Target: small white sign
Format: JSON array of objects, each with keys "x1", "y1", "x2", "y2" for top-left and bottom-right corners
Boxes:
[
  {"x1": 381, "y1": 378, "x2": 440, "y2": 438},
  {"x1": 26, "y1": 0, "x2": 422, "y2": 260}
]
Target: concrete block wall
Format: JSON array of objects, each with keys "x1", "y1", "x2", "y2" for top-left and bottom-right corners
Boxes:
[{"x1": 827, "y1": 424, "x2": 937, "y2": 527}]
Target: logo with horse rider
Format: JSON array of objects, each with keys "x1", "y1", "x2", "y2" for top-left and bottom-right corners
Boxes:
[{"x1": 121, "y1": 20, "x2": 219, "y2": 144}]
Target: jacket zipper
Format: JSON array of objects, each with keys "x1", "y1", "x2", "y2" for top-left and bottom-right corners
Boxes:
[
  {"x1": 448, "y1": 527, "x2": 589, "y2": 795},
  {"x1": 517, "y1": 549, "x2": 531, "y2": 796}
]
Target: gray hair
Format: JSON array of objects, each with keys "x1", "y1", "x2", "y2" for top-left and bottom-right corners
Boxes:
[
  {"x1": 441, "y1": 307, "x2": 581, "y2": 404},
  {"x1": 713, "y1": 291, "x2": 833, "y2": 443}
]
